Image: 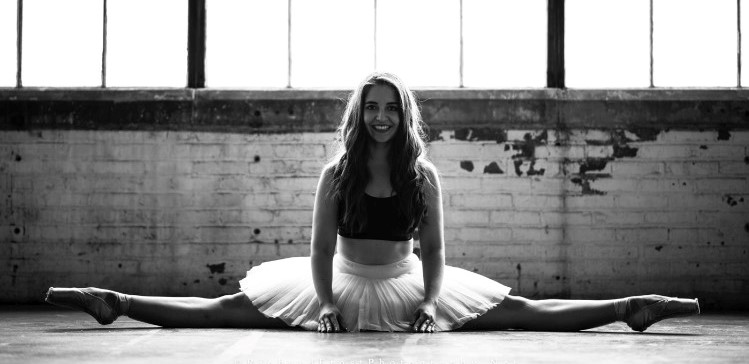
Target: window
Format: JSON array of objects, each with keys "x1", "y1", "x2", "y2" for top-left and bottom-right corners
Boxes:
[
  {"x1": 291, "y1": 0, "x2": 374, "y2": 88},
  {"x1": 4, "y1": 0, "x2": 746, "y2": 89},
  {"x1": 566, "y1": 0, "x2": 649, "y2": 88},
  {"x1": 653, "y1": 0, "x2": 736, "y2": 87},
  {"x1": 22, "y1": 0, "x2": 102, "y2": 87},
  {"x1": 463, "y1": 0, "x2": 546, "y2": 88},
  {"x1": 0, "y1": 0, "x2": 17, "y2": 86},
  {"x1": 107, "y1": 0, "x2": 187, "y2": 87},
  {"x1": 205, "y1": 0, "x2": 288, "y2": 88}
]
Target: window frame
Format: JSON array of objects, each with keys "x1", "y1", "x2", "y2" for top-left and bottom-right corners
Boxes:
[{"x1": 2, "y1": 0, "x2": 749, "y2": 134}]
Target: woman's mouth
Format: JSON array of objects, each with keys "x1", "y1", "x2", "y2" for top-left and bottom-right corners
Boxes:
[{"x1": 372, "y1": 124, "x2": 392, "y2": 132}]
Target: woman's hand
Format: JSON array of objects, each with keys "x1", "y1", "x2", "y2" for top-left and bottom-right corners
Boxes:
[
  {"x1": 317, "y1": 302, "x2": 346, "y2": 333},
  {"x1": 410, "y1": 300, "x2": 437, "y2": 333}
]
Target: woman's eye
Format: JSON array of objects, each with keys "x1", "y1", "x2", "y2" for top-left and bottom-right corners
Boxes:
[
  {"x1": 365, "y1": 105, "x2": 376, "y2": 110},
  {"x1": 387, "y1": 106, "x2": 399, "y2": 112}
]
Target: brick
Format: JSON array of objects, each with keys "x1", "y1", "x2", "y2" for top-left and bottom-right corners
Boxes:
[
  {"x1": 566, "y1": 228, "x2": 617, "y2": 243},
  {"x1": 615, "y1": 228, "x2": 669, "y2": 242},
  {"x1": 643, "y1": 211, "x2": 698, "y2": 225},
  {"x1": 443, "y1": 210, "x2": 490, "y2": 226},
  {"x1": 585, "y1": 145, "x2": 614, "y2": 159},
  {"x1": 272, "y1": 144, "x2": 326, "y2": 159},
  {"x1": 449, "y1": 194, "x2": 512, "y2": 209},
  {"x1": 635, "y1": 145, "x2": 696, "y2": 160},
  {"x1": 512, "y1": 227, "x2": 564, "y2": 242},
  {"x1": 568, "y1": 130, "x2": 612, "y2": 144},
  {"x1": 568, "y1": 244, "x2": 639, "y2": 259},
  {"x1": 612, "y1": 161, "x2": 664, "y2": 176},
  {"x1": 614, "y1": 194, "x2": 668, "y2": 209},
  {"x1": 695, "y1": 145, "x2": 747, "y2": 161},
  {"x1": 506, "y1": 130, "x2": 546, "y2": 142},
  {"x1": 695, "y1": 178, "x2": 747, "y2": 193},
  {"x1": 481, "y1": 143, "x2": 519, "y2": 160},
  {"x1": 697, "y1": 211, "x2": 749, "y2": 228},
  {"x1": 441, "y1": 176, "x2": 482, "y2": 191},
  {"x1": 667, "y1": 193, "x2": 732, "y2": 211},
  {"x1": 591, "y1": 210, "x2": 644, "y2": 227},
  {"x1": 513, "y1": 195, "x2": 564, "y2": 210},
  {"x1": 480, "y1": 177, "x2": 532, "y2": 193},
  {"x1": 667, "y1": 228, "x2": 700, "y2": 244},
  {"x1": 272, "y1": 210, "x2": 313, "y2": 226},
  {"x1": 273, "y1": 177, "x2": 319, "y2": 191},
  {"x1": 572, "y1": 178, "x2": 625, "y2": 194},
  {"x1": 490, "y1": 211, "x2": 541, "y2": 226},
  {"x1": 455, "y1": 227, "x2": 513, "y2": 242},
  {"x1": 719, "y1": 161, "x2": 749, "y2": 176},
  {"x1": 641, "y1": 245, "x2": 748, "y2": 262},
  {"x1": 656, "y1": 131, "x2": 719, "y2": 144},
  {"x1": 530, "y1": 177, "x2": 565, "y2": 193},
  {"x1": 535, "y1": 145, "x2": 586, "y2": 160},
  {"x1": 427, "y1": 143, "x2": 481, "y2": 160},
  {"x1": 564, "y1": 195, "x2": 616, "y2": 210}
]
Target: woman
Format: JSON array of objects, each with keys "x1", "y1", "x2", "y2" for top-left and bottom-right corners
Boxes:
[{"x1": 46, "y1": 72, "x2": 699, "y2": 333}]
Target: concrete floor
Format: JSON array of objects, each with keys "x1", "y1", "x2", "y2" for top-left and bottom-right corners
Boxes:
[{"x1": 1, "y1": 306, "x2": 747, "y2": 364}]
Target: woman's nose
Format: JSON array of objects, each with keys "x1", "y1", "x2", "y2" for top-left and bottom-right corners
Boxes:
[{"x1": 377, "y1": 108, "x2": 386, "y2": 121}]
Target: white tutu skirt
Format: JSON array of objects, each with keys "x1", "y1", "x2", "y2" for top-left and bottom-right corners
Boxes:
[{"x1": 239, "y1": 254, "x2": 511, "y2": 332}]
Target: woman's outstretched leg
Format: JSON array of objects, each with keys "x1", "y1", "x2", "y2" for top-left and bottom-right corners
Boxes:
[
  {"x1": 461, "y1": 294, "x2": 699, "y2": 332},
  {"x1": 46, "y1": 287, "x2": 287, "y2": 328}
]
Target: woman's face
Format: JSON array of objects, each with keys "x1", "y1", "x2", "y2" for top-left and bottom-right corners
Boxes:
[{"x1": 362, "y1": 84, "x2": 402, "y2": 144}]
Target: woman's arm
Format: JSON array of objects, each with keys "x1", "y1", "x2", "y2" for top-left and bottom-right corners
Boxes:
[
  {"x1": 310, "y1": 164, "x2": 345, "y2": 332},
  {"x1": 412, "y1": 161, "x2": 445, "y2": 332}
]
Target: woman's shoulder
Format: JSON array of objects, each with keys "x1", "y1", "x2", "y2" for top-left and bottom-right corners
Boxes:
[{"x1": 417, "y1": 158, "x2": 439, "y2": 180}]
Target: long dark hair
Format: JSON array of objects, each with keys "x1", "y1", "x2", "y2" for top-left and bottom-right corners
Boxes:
[{"x1": 329, "y1": 72, "x2": 432, "y2": 235}]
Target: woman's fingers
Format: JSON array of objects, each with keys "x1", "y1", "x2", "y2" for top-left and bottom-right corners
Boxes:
[
  {"x1": 331, "y1": 314, "x2": 341, "y2": 332},
  {"x1": 318, "y1": 312, "x2": 345, "y2": 333},
  {"x1": 412, "y1": 312, "x2": 435, "y2": 333}
]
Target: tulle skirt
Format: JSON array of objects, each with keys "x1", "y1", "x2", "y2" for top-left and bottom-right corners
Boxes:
[{"x1": 238, "y1": 254, "x2": 511, "y2": 332}]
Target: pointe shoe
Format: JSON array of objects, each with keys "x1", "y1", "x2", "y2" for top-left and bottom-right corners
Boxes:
[
  {"x1": 625, "y1": 295, "x2": 700, "y2": 332},
  {"x1": 45, "y1": 287, "x2": 125, "y2": 325}
]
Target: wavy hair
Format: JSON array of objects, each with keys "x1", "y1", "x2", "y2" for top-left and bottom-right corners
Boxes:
[{"x1": 329, "y1": 72, "x2": 432, "y2": 235}]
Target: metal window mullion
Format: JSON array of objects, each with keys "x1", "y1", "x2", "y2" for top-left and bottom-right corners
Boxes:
[
  {"x1": 459, "y1": 0, "x2": 464, "y2": 88},
  {"x1": 287, "y1": 0, "x2": 292, "y2": 88},
  {"x1": 738, "y1": 0, "x2": 742, "y2": 87},
  {"x1": 16, "y1": 0, "x2": 22, "y2": 87},
  {"x1": 547, "y1": 0, "x2": 564, "y2": 88},
  {"x1": 374, "y1": 0, "x2": 377, "y2": 71},
  {"x1": 101, "y1": 0, "x2": 107, "y2": 88},
  {"x1": 188, "y1": 0, "x2": 206, "y2": 88},
  {"x1": 650, "y1": 0, "x2": 654, "y2": 88}
]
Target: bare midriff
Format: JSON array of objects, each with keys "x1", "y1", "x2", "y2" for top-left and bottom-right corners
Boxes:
[{"x1": 337, "y1": 235, "x2": 414, "y2": 265}]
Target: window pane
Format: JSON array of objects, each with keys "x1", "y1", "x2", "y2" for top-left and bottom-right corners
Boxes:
[
  {"x1": 107, "y1": 0, "x2": 187, "y2": 87},
  {"x1": 567, "y1": 0, "x2": 649, "y2": 88},
  {"x1": 377, "y1": 0, "x2": 460, "y2": 87},
  {"x1": 206, "y1": 0, "x2": 288, "y2": 88},
  {"x1": 654, "y1": 0, "x2": 736, "y2": 87},
  {"x1": 0, "y1": 0, "x2": 17, "y2": 86},
  {"x1": 23, "y1": 0, "x2": 102, "y2": 87},
  {"x1": 742, "y1": 0, "x2": 748, "y2": 87},
  {"x1": 292, "y1": 0, "x2": 374, "y2": 88},
  {"x1": 463, "y1": 0, "x2": 546, "y2": 88}
]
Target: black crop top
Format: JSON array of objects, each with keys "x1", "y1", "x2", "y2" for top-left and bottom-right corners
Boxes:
[{"x1": 337, "y1": 194, "x2": 414, "y2": 241}]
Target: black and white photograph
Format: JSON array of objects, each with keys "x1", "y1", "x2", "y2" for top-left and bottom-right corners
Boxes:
[{"x1": 1, "y1": 0, "x2": 747, "y2": 363}]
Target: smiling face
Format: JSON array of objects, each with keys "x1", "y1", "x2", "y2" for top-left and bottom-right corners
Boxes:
[{"x1": 362, "y1": 83, "x2": 402, "y2": 145}]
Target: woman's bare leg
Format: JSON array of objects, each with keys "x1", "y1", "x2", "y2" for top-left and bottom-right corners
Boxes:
[
  {"x1": 461, "y1": 295, "x2": 618, "y2": 331},
  {"x1": 46, "y1": 287, "x2": 288, "y2": 328},
  {"x1": 461, "y1": 294, "x2": 700, "y2": 332},
  {"x1": 127, "y1": 293, "x2": 288, "y2": 328}
]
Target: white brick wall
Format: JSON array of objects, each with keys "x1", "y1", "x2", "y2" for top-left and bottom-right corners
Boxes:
[{"x1": 1, "y1": 129, "x2": 748, "y2": 308}]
